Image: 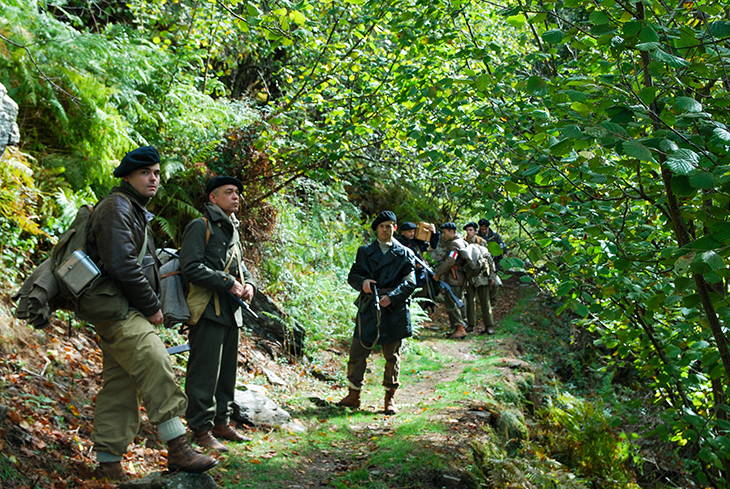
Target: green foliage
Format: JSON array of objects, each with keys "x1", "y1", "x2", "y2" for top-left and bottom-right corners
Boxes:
[{"x1": 536, "y1": 394, "x2": 639, "y2": 488}]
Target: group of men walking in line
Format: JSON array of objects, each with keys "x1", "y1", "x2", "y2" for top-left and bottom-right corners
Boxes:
[
  {"x1": 337, "y1": 211, "x2": 506, "y2": 414},
  {"x1": 82, "y1": 146, "x2": 254, "y2": 481},
  {"x1": 31, "y1": 145, "x2": 506, "y2": 480}
]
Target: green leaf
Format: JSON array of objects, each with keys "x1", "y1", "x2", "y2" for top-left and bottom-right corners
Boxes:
[
  {"x1": 542, "y1": 29, "x2": 565, "y2": 44},
  {"x1": 623, "y1": 140, "x2": 653, "y2": 161},
  {"x1": 666, "y1": 149, "x2": 699, "y2": 175},
  {"x1": 710, "y1": 127, "x2": 730, "y2": 147},
  {"x1": 689, "y1": 171, "x2": 714, "y2": 190},
  {"x1": 700, "y1": 251, "x2": 724, "y2": 271},
  {"x1": 673, "y1": 96, "x2": 702, "y2": 113},
  {"x1": 708, "y1": 21, "x2": 730, "y2": 38},
  {"x1": 639, "y1": 26, "x2": 660, "y2": 42},
  {"x1": 571, "y1": 101, "x2": 591, "y2": 117},
  {"x1": 475, "y1": 74, "x2": 490, "y2": 92},
  {"x1": 560, "y1": 125, "x2": 585, "y2": 139},
  {"x1": 710, "y1": 222, "x2": 730, "y2": 242},
  {"x1": 526, "y1": 76, "x2": 549, "y2": 96},
  {"x1": 654, "y1": 49, "x2": 690, "y2": 68},
  {"x1": 589, "y1": 11, "x2": 609, "y2": 26},
  {"x1": 622, "y1": 21, "x2": 642, "y2": 37},
  {"x1": 638, "y1": 86, "x2": 657, "y2": 105}
]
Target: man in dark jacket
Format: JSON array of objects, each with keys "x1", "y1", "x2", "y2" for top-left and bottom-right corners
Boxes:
[
  {"x1": 433, "y1": 222, "x2": 469, "y2": 339},
  {"x1": 478, "y1": 218, "x2": 507, "y2": 271},
  {"x1": 337, "y1": 211, "x2": 417, "y2": 414},
  {"x1": 180, "y1": 176, "x2": 257, "y2": 452},
  {"x1": 85, "y1": 146, "x2": 216, "y2": 481},
  {"x1": 397, "y1": 221, "x2": 440, "y2": 311}
]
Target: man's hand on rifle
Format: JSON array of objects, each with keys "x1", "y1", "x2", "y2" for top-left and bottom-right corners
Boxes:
[
  {"x1": 362, "y1": 279, "x2": 377, "y2": 294},
  {"x1": 433, "y1": 274, "x2": 439, "y2": 282},
  {"x1": 230, "y1": 280, "x2": 254, "y2": 301}
]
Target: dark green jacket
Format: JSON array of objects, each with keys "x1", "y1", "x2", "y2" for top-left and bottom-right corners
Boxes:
[
  {"x1": 347, "y1": 239, "x2": 416, "y2": 345},
  {"x1": 179, "y1": 204, "x2": 256, "y2": 327}
]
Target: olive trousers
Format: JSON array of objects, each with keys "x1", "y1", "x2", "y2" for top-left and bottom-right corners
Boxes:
[
  {"x1": 465, "y1": 283, "x2": 494, "y2": 329},
  {"x1": 91, "y1": 310, "x2": 187, "y2": 458},
  {"x1": 346, "y1": 339, "x2": 402, "y2": 391},
  {"x1": 185, "y1": 318, "x2": 240, "y2": 432},
  {"x1": 444, "y1": 285, "x2": 467, "y2": 327}
]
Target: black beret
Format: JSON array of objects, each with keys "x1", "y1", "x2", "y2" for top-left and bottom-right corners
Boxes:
[
  {"x1": 463, "y1": 222, "x2": 478, "y2": 230},
  {"x1": 113, "y1": 146, "x2": 160, "y2": 177},
  {"x1": 478, "y1": 218, "x2": 490, "y2": 227},
  {"x1": 205, "y1": 176, "x2": 243, "y2": 196},
  {"x1": 400, "y1": 222, "x2": 417, "y2": 231},
  {"x1": 371, "y1": 210, "x2": 397, "y2": 230},
  {"x1": 440, "y1": 222, "x2": 457, "y2": 231}
]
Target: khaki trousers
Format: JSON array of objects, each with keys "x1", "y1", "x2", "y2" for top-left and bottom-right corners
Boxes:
[
  {"x1": 91, "y1": 311, "x2": 187, "y2": 457},
  {"x1": 444, "y1": 285, "x2": 466, "y2": 327},
  {"x1": 465, "y1": 283, "x2": 494, "y2": 329},
  {"x1": 346, "y1": 339, "x2": 402, "y2": 391}
]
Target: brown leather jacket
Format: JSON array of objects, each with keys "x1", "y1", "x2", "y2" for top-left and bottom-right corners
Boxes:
[{"x1": 85, "y1": 182, "x2": 161, "y2": 318}]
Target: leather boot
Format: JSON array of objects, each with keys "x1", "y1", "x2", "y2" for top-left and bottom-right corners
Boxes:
[
  {"x1": 92, "y1": 461, "x2": 129, "y2": 482},
  {"x1": 384, "y1": 389, "x2": 398, "y2": 414},
  {"x1": 450, "y1": 324, "x2": 468, "y2": 339},
  {"x1": 167, "y1": 434, "x2": 219, "y2": 472},
  {"x1": 337, "y1": 388, "x2": 361, "y2": 409},
  {"x1": 194, "y1": 429, "x2": 229, "y2": 453},
  {"x1": 212, "y1": 423, "x2": 252, "y2": 442}
]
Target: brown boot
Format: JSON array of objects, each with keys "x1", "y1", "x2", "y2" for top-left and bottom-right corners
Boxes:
[
  {"x1": 450, "y1": 324, "x2": 468, "y2": 339},
  {"x1": 167, "y1": 434, "x2": 219, "y2": 473},
  {"x1": 384, "y1": 389, "x2": 398, "y2": 415},
  {"x1": 92, "y1": 461, "x2": 129, "y2": 482},
  {"x1": 194, "y1": 428, "x2": 229, "y2": 453},
  {"x1": 212, "y1": 423, "x2": 252, "y2": 442},
  {"x1": 337, "y1": 388, "x2": 361, "y2": 409}
]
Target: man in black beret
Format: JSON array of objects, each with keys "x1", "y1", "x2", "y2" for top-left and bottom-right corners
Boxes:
[
  {"x1": 85, "y1": 146, "x2": 217, "y2": 481},
  {"x1": 180, "y1": 176, "x2": 256, "y2": 451},
  {"x1": 337, "y1": 211, "x2": 417, "y2": 414},
  {"x1": 433, "y1": 222, "x2": 469, "y2": 338},
  {"x1": 397, "y1": 221, "x2": 440, "y2": 311}
]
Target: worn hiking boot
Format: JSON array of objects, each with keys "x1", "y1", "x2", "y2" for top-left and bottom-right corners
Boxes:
[
  {"x1": 212, "y1": 423, "x2": 252, "y2": 442},
  {"x1": 92, "y1": 461, "x2": 129, "y2": 482},
  {"x1": 450, "y1": 324, "x2": 468, "y2": 339},
  {"x1": 384, "y1": 389, "x2": 398, "y2": 415},
  {"x1": 167, "y1": 434, "x2": 219, "y2": 472},
  {"x1": 194, "y1": 429, "x2": 229, "y2": 453},
  {"x1": 337, "y1": 388, "x2": 361, "y2": 409}
]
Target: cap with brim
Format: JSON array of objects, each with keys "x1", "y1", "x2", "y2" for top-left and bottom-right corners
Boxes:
[
  {"x1": 113, "y1": 146, "x2": 160, "y2": 178},
  {"x1": 478, "y1": 218, "x2": 490, "y2": 227},
  {"x1": 440, "y1": 222, "x2": 457, "y2": 231},
  {"x1": 371, "y1": 210, "x2": 397, "y2": 230},
  {"x1": 205, "y1": 176, "x2": 243, "y2": 196}
]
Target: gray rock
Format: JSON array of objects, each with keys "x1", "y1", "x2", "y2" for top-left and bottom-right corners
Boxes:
[
  {"x1": 0, "y1": 83, "x2": 19, "y2": 159},
  {"x1": 118, "y1": 471, "x2": 216, "y2": 489},
  {"x1": 232, "y1": 385, "x2": 291, "y2": 427}
]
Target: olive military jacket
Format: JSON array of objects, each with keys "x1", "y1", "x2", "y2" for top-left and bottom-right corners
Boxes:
[
  {"x1": 83, "y1": 182, "x2": 161, "y2": 321},
  {"x1": 179, "y1": 203, "x2": 257, "y2": 327},
  {"x1": 435, "y1": 234, "x2": 468, "y2": 287},
  {"x1": 347, "y1": 239, "x2": 417, "y2": 345}
]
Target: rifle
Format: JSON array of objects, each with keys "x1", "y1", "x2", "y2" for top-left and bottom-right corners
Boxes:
[
  {"x1": 371, "y1": 283, "x2": 381, "y2": 312},
  {"x1": 412, "y1": 255, "x2": 464, "y2": 309}
]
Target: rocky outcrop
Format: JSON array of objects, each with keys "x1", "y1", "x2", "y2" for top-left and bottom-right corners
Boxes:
[{"x1": 0, "y1": 83, "x2": 20, "y2": 159}]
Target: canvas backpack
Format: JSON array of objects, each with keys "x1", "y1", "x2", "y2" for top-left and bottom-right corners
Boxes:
[{"x1": 458, "y1": 243, "x2": 492, "y2": 284}]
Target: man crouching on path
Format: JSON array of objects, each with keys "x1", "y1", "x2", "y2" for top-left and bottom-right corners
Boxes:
[
  {"x1": 337, "y1": 211, "x2": 417, "y2": 414},
  {"x1": 85, "y1": 146, "x2": 216, "y2": 481},
  {"x1": 179, "y1": 176, "x2": 257, "y2": 452}
]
